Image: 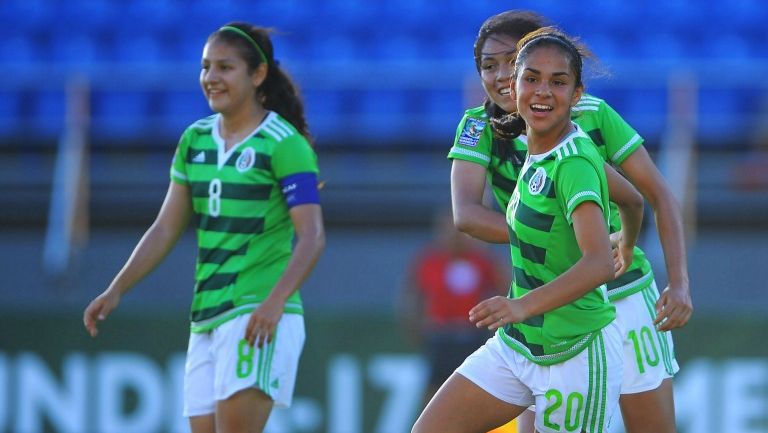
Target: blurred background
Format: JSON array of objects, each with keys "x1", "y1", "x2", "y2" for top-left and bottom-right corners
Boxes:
[{"x1": 1, "y1": 0, "x2": 767, "y2": 432}]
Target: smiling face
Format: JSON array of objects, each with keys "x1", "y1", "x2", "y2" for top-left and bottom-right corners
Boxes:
[
  {"x1": 514, "y1": 44, "x2": 583, "y2": 144},
  {"x1": 479, "y1": 34, "x2": 519, "y2": 114},
  {"x1": 199, "y1": 38, "x2": 263, "y2": 116}
]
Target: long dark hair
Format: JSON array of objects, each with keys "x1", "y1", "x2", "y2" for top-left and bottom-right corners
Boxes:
[{"x1": 210, "y1": 22, "x2": 312, "y2": 143}]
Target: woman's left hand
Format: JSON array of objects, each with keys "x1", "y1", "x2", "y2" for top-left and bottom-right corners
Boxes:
[
  {"x1": 654, "y1": 284, "x2": 693, "y2": 331},
  {"x1": 469, "y1": 296, "x2": 528, "y2": 331},
  {"x1": 245, "y1": 297, "x2": 284, "y2": 347}
]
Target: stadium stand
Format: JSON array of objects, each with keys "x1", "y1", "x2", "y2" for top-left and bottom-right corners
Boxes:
[{"x1": 0, "y1": 0, "x2": 766, "y2": 148}]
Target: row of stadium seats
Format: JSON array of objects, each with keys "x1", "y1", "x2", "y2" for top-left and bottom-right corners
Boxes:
[
  {"x1": 2, "y1": 0, "x2": 766, "y2": 64},
  {"x1": 2, "y1": 30, "x2": 765, "y2": 67},
  {"x1": 0, "y1": 84, "x2": 757, "y2": 147},
  {"x1": 0, "y1": 0, "x2": 765, "y2": 146}
]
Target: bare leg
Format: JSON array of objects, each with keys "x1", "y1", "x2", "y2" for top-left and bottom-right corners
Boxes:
[
  {"x1": 189, "y1": 414, "x2": 216, "y2": 433},
  {"x1": 216, "y1": 388, "x2": 274, "y2": 433},
  {"x1": 413, "y1": 372, "x2": 528, "y2": 433},
  {"x1": 619, "y1": 378, "x2": 676, "y2": 433}
]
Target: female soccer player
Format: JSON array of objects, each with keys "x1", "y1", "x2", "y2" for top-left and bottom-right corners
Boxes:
[
  {"x1": 449, "y1": 11, "x2": 691, "y2": 433},
  {"x1": 413, "y1": 27, "x2": 644, "y2": 433},
  {"x1": 83, "y1": 22, "x2": 325, "y2": 433}
]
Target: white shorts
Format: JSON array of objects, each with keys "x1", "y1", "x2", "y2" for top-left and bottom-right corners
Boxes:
[
  {"x1": 183, "y1": 313, "x2": 306, "y2": 417},
  {"x1": 456, "y1": 322, "x2": 623, "y2": 433},
  {"x1": 614, "y1": 281, "x2": 679, "y2": 394}
]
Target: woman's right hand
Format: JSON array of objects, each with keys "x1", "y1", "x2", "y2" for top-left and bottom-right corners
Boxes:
[
  {"x1": 610, "y1": 231, "x2": 634, "y2": 277},
  {"x1": 469, "y1": 296, "x2": 528, "y2": 331},
  {"x1": 83, "y1": 289, "x2": 122, "y2": 337}
]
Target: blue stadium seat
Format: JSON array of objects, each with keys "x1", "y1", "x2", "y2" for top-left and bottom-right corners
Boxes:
[
  {"x1": 0, "y1": 37, "x2": 41, "y2": 65},
  {"x1": 370, "y1": 36, "x2": 423, "y2": 61},
  {"x1": 110, "y1": 36, "x2": 165, "y2": 64},
  {"x1": 422, "y1": 89, "x2": 464, "y2": 140},
  {"x1": 620, "y1": 88, "x2": 667, "y2": 137},
  {"x1": 0, "y1": 91, "x2": 21, "y2": 135},
  {"x1": 93, "y1": 92, "x2": 150, "y2": 116},
  {"x1": 92, "y1": 91, "x2": 152, "y2": 136},
  {"x1": 301, "y1": 89, "x2": 343, "y2": 142},
  {"x1": 0, "y1": 0, "x2": 53, "y2": 36},
  {"x1": 637, "y1": 35, "x2": 685, "y2": 61},
  {"x1": 303, "y1": 89, "x2": 342, "y2": 120},
  {"x1": 53, "y1": 0, "x2": 118, "y2": 36},
  {"x1": 306, "y1": 35, "x2": 358, "y2": 63},
  {"x1": 47, "y1": 35, "x2": 101, "y2": 65},
  {"x1": 31, "y1": 91, "x2": 66, "y2": 135},
  {"x1": 697, "y1": 88, "x2": 754, "y2": 139},
  {"x1": 157, "y1": 90, "x2": 211, "y2": 134},
  {"x1": 0, "y1": 89, "x2": 19, "y2": 112},
  {"x1": 360, "y1": 90, "x2": 406, "y2": 115},
  {"x1": 707, "y1": 34, "x2": 752, "y2": 60}
]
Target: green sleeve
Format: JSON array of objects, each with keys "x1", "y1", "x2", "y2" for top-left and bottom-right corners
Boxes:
[
  {"x1": 271, "y1": 134, "x2": 319, "y2": 179},
  {"x1": 556, "y1": 157, "x2": 605, "y2": 224},
  {"x1": 447, "y1": 113, "x2": 493, "y2": 167},
  {"x1": 598, "y1": 100, "x2": 644, "y2": 165},
  {"x1": 170, "y1": 130, "x2": 190, "y2": 185}
]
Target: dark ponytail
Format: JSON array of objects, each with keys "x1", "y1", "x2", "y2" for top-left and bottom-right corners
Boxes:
[
  {"x1": 211, "y1": 22, "x2": 313, "y2": 144},
  {"x1": 491, "y1": 111, "x2": 527, "y2": 140},
  {"x1": 260, "y1": 64, "x2": 312, "y2": 144}
]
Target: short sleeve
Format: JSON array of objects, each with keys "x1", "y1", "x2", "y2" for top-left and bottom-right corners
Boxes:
[
  {"x1": 447, "y1": 113, "x2": 493, "y2": 168},
  {"x1": 598, "y1": 100, "x2": 644, "y2": 165},
  {"x1": 170, "y1": 131, "x2": 190, "y2": 185},
  {"x1": 556, "y1": 157, "x2": 604, "y2": 224},
  {"x1": 271, "y1": 134, "x2": 319, "y2": 179}
]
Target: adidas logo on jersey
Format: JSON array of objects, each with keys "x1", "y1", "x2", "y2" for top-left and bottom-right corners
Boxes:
[
  {"x1": 192, "y1": 152, "x2": 206, "y2": 163},
  {"x1": 270, "y1": 378, "x2": 279, "y2": 389}
]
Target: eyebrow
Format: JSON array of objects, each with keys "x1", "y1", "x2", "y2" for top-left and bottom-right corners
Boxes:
[
  {"x1": 202, "y1": 57, "x2": 237, "y2": 63},
  {"x1": 481, "y1": 49, "x2": 517, "y2": 57},
  {"x1": 524, "y1": 67, "x2": 570, "y2": 77}
]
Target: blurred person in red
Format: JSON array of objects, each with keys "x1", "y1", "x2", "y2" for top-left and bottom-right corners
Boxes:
[{"x1": 400, "y1": 209, "x2": 508, "y2": 402}]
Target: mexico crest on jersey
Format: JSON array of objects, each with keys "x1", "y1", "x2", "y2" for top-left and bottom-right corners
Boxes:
[
  {"x1": 529, "y1": 167, "x2": 547, "y2": 195},
  {"x1": 236, "y1": 147, "x2": 256, "y2": 173},
  {"x1": 458, "y1": 118, "x2": 486, "y2": 147}
]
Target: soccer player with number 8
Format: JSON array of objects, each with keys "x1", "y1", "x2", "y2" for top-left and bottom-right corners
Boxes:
[{"x1": 83, "y1": 22, "x2": 325, "y2": 433}]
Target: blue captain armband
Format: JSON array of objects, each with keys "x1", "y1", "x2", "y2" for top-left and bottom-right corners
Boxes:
[{"x1": 280, "y1": 172, "x2": 320, "y2": 208}]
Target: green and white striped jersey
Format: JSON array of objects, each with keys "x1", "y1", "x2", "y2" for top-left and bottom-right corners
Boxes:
[
  {"x1": 501, "y1": 125, "x2": 615, "y2": 365},
  {"x1": 448, "y1": 94, "x2": 652, "y2": 301},
  {"x1": 570, "y1": 95, "x2": 653, "y2": 299},
  {"x1": 170, "y1": 111, "x2": 319, "y2": 333}
]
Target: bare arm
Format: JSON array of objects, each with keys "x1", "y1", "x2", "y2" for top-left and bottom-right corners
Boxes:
[
  {"x1": 83, "y1": 181, "x2": 193, "y2": 336},
  {"x1": 450, "y1": 159, "x2": 509, "y2": 243},
  {"x1": 605, "y1": 162, "x2": 644, "y2": 275},
  {"x1": 245, "y1": 203, "x2": 325, "y2": 347},
  {"x1": 470, "y1": 202, "x2": 614, "y2": 330},
  {"x1": 619, "y1": 146, "x2": 692, "y2": 330}
]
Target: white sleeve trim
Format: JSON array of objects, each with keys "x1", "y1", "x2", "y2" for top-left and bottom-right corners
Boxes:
[
  {"x1": 450, "y1": 147, "x2": 491, "y2": 163},
  {"x1": 611, "y1": 134, "x2": 642, "y2": 162},
  {"x1": 572, "y1": 105, "x2": 599, "y2": 112},
  {"x1": 567, "y1": 190, "x2": 601, "y2": 211},
  {"x1": 578, "y1": 95, "x2": 603, "y2": 104},
  {"x1": 171, "y1": 168, "x2": 188, "y2": 181}
]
